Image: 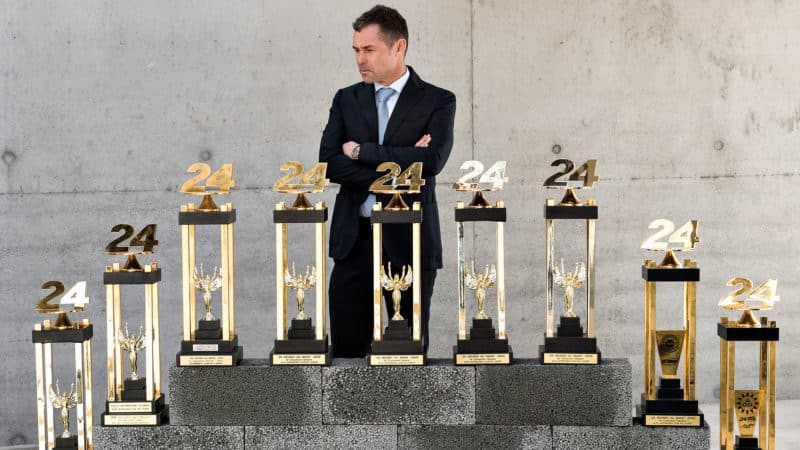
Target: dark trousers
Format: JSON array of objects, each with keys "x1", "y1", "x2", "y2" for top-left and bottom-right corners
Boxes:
[{"x1": 329, "y1": 218, "x2": 436, "y2": 358}]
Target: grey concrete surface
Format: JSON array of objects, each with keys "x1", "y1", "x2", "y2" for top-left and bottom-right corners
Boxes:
[
  {"x1": 553, "y1": 422, "x2": 710, "y2": 450},
  {"x1": 476, "y1": 358, "x2": 632, "y2": 426},
  {"x1": 397, "y1": 425, "x2": 551, "y2": 450},
  {"x1": 245, "y1": 425, "x2": 397, "y2": 449},
  {"x1": 168, "y1": 359, "x2": 322, "y2": 425},
  {"x1": 322, "y1": 358, "x2": 475, "y2": 425},
  {"x1": 94, "y1": 425, "x2": 245, "y2": 450},
  {"x1": 3, "y1": 0, "x2": 800, "y2": 446}
]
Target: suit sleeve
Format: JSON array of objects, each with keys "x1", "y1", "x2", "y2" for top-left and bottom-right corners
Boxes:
[
  {"x1": 318, "y1": 89, "x2": 382, "y2": 190},
  {"x1": 356, "y1": 90, "x2": 456, "y2": 178}
]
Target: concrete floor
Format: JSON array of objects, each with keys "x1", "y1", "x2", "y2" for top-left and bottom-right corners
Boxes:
[{"x1": 4, "y1": 400, "x2": 797, "y2": 449}]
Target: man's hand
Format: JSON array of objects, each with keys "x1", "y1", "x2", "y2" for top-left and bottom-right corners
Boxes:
[
  {"x1": 342, "y1": 141, "x2": 360, "y2": 158},
  {"x1": 415, "y1": 134, "x2": 431, "y2": 147}
]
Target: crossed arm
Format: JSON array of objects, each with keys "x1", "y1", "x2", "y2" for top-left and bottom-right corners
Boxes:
[{"x1": 319, "y1": 89, "x2": 456, "y2": 189}]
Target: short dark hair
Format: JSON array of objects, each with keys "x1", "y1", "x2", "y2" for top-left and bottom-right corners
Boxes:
[{"x1": 353, "y1": 5, "x2": 409, "y2": 50}]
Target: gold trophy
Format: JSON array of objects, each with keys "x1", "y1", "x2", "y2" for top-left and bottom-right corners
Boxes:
[
  {"x1": 368, "y1": 162, "x2": 425, "y2": 365},
  {"x1": 638, "y1": 219, "x2": 703, "y2": 426},
  {"x1": 541, "y1": 159, "x2": 600, "y2": 364},
  {"x1": 177, "y1": 163, "x2": 242, "y2": 366},
  {"x1": 33, "y1": 280, "x2": 93, "y2": 449},
  {"x1": 271, "y1": 161, "x2": 330, "y2": 365},
  {"x1": 102, "y1": 223, "x2": 166, "y2": 425},
  {"x1": 452, "y1": 160, "x2": 512, "y2": 365},
  {"x1": 718, "y1": 277, "x2": 779, "y2": 449}
]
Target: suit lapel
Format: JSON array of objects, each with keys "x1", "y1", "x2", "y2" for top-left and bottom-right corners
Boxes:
[
  {"x1": 356, "y1": 83, "x2": 378, "y2": 141},
  {"x1": 383, "y1": 68, "x2": 425, "y2": 144}
]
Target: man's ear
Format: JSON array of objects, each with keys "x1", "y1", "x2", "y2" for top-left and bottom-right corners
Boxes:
[{"x1": 395, "y1": 38, "x2": 407, "y2": 56}]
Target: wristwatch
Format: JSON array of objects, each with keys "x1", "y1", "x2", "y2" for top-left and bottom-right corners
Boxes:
[{"x1": 351, "y1": 145, "x2": 360, "y2": 160}]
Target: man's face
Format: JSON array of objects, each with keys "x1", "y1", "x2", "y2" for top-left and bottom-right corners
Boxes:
[{"x1": 352, "y1": 24, "x2": 405, "y2": 85}]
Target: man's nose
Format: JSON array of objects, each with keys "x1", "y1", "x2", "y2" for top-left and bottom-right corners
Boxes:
[{"x1": 356, "y1": 52, "x2": 366, "y2": 65}]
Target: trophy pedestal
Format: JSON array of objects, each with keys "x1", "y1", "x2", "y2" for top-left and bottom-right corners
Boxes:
[
  {"x1": 368, "y1": 319, "x2": 426, "y2": 366},
  {"x1": 271, "y1": 319, "x2": 331, "y2": 365},
  {"x1": 735, "y1": 436, "x2": 761, "y2": 449},
  {"x1": 54, "y1": 436, "x2": 78, "y2": 450},
  {"x1": 102, "y1": 393, "x2": 168, "y2": 426},
  {"x1": 453, "y1": 318, "x2": 512, "y2": 365},
  {"x1": 540, "y1": 316, "x2": 601, "y2": 364},
  {"x1": 177, "y1": 328, "x2": 243, "y2": 366},
  {"x1": 637, "y1": 379, "x2": 704, "y2": 427}
]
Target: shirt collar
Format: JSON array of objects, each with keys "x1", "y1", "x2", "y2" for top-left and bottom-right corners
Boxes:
[{"x1": 375, "y1": 67, "x2": 410, "y2": 95}]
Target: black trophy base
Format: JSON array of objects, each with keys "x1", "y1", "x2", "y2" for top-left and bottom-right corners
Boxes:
[
  {"x1": 368, "y1": 320, "x2": 425, "y2": 365},
  {"x1": 539, "y1": 316, "x2": 601, "y2": 364},
  {"x1": 453, "y1": 317, "x2": 512, "y2": 365},
  {"x1": 271, "y1": 322, "x2": 331, "y2": 365},
  {"x1": 735, "y1": 436, "x2": 761, "y2": 449},
  {"x1": 176, "y1": 342, "x2": 243, "y2": 367},
  {"x1": 54, "y1": 436, "x2": 77, "y2": 450},
  {"x1": 120, "y1": 377, "x2": 147, "y2": 401},
  {"x1": 638, "y1": 391, "x2": 704, "y2": 427},
  {"x1": 102, "y1": 395, "x2": 168, "y2": 426}
]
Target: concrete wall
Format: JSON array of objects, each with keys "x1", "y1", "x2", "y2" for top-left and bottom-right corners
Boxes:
[{"x1": 2, "y1": 0, "x2": 798, "y2": 445}]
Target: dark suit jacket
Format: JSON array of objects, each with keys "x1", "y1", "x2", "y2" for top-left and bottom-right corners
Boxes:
[{"x1": 319, "y1": 66, "x2": 456, "y2": 269}]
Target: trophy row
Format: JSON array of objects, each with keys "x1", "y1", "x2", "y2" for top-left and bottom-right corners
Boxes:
[{"x1": 32, "y1": 159, "x2": 778, "y2": 450}]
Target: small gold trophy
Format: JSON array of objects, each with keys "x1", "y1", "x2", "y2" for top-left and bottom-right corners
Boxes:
[
  {"x1": 271, "y1": 161, "x2": 330, "y2": 365},
  {"x1": 102, "y1": 223, "x2": 166, "y2": 426},
  {"x1": 177, "y1": 163, "x2": 242, "y2": 366},
  {"x1": 452, "y1": 160, "x2": 512, "y2": 365},
  {"x1": 368, "y1": 162, "x2": 426, "y2": 365},
  {"x1": 33, "y1": 280, "x2": 93, "y2": 449},
  {"x1": 541, "y1": 159, "x2": 601, "y2": 364},
  {"x1": 718, "y1": 277, "x2": 779, "y2": 449},
  {"x1": 638, "y1": 219, "x2": 703, "y2": 426}
]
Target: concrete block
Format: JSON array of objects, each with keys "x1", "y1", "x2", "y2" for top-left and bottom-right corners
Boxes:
[
  {"x1": 398, "y1": 425, "x2": 551, "y2": 450},
  {"x1": 322, "y1": 358, "x2": 474, "y2": 425},
  {"x1": 553, "y1": 420, "x2": 711, "y2": 450},
  {"x1": 476, "y1": 358, "x2": 631, "y2": 426},
  {"x1": 93, "y1": 425, "x2": 244, "y2": 450},
  {"x1": 245, "y1": 425, "x2": 397, "y2": 449},
  {"x1": 168, "y1": 359, "x2": 322, "y2": 425}
]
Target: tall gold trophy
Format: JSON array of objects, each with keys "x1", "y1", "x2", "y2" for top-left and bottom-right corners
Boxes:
[
  {"x1": 270, "y1": 161, "x2": 331, "y2": 365},
  {"x1": 177, "y1": 163, "x2": 242, "y2": 366},
  {"x1": 540, "y1": 159, "x2": 601, "y2": 364},
  {"x1": 718, "y1": 277, "x2": 779, "y2": 449},
  {"x1": 33, "y1": 280, "x2": 94, "y2": 450},
  {"x1": 101, "y1": 224, "x2": 166, "y2": 425},
  {"x1": 452, "y1": 160, "x2": 512, "y2": 365},
  {"x1": 637, "y1": 219, "x2": 704, "y2": 426},
  {"x1": 367, "y1": 162, "x2": 426, "y2": 366}
]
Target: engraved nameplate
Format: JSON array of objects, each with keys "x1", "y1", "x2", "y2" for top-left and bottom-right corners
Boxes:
[
  {"x1": 644, "y1": 415, "x2": 702, "y2": 427},
  {"x1": 179, "y1": 354, "x2": 232, "y2": 366},
  {"x1": 272, "y1": 353, "x2": 327, "y2": 365},
  {"x1": 542, "y1": 353, "x2": 598, "y2": 364},
  {"x1": 193, "y1": 344, "x2": 219, "y2": 352},
  {"x1": 369, "y1": 354, "x2": 424, "y2": 366},
  {"x1": 108, "y1": 402, "x2": 154, "y2": 414},
  {"x1": 455, "y1": 353, "x2": 510, "y2": 365},
  {"x1": 103, "y1": 414, "x2": 158, "y2": 426}
]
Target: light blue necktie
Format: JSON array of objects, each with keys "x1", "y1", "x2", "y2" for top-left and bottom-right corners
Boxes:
[{"x1": 360, "y1": 87, "x2": 396, "y2": 217}]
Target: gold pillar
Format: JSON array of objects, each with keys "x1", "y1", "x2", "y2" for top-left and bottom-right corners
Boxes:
[
  {"x1": 372, "y1": 203, "x2": 383, "y2": 341},
  {"x1": 275, "y1": 202, "x2": 287, "y2": 340},
  {"x1": 315, "y1": 201, "x2": 326, "y2": 341},
  {"x1": 496, "y1": 200, "x2": 507, "y2": 339},
  {"x1": 456, "y1": 201, "x2": 466, "y2": 340},
  {"x1": 684, "y1": 259, "x2": 697, "y2": 400},
  {"x1": 412, "y1": 202, "x2": 422, "y2": 342},
  {"x1": 586, "y1": 217, "x2": 596, "y2": 338}
]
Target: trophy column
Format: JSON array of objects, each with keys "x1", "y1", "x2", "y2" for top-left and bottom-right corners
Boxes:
[
  {"x1": 540, "y1": 189, "x2": 601, "y2": 364},
  {"x1": 368, "y1": 200, "x2": 425, "y2": 365},
  {"x1": 637, "y1": 256, "x2": 704, "y2": 426},
  {"x1": 718, "y1": 277, "x2": 779, "y2": 450},
  {"x1": 33, "y1": 282, "x2": 93, "y2": 450},
  {"x1": 177, "y1": 201, "x2": 242, "y2": 366},
  {"x1": 270, "y1": 200, "x2": 331, "y2": 365},
  {"x1": 101, "y1": 262, "x2": 166, "y2": 425}
]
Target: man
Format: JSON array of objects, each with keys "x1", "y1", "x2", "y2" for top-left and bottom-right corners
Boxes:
[{"x1": 319, "y1": 5, "x2": 456, "y2": 357}]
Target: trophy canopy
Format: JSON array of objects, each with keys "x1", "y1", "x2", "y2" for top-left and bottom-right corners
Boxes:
[{"x1": 271, "y1": 161, "x2": 329, "y2": 209}]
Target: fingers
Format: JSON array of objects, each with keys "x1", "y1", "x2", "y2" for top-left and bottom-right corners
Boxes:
[{"x1": 415, "y1": 134, "x2": 432, "y2": 147}]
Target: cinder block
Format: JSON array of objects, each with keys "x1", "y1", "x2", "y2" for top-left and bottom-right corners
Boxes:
[
  {"x1": 553, "y1": 419, "x2": 711, "y2": 449},
  {"x1": 94, "y1": 425, "x2": 244, "y2": 449},
  {"x1": 476, "y1": 358, "x2": 631, "y2": 426},
  {"x1": 168, "y1": 359, "x2": 322, "y2": 425},
  {"x1": 398, "y1": 425, "x2": 551, "y2": 450},
  {"x1": 245, "y1": 425, "x2": 397, "y2": 449},
  {"x1": 322, "y1": 358, "x2": 475, "y2": 425}
]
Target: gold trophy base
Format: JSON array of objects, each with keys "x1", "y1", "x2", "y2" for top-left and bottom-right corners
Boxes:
[
  {"x1": 368, "y1": 354, "x2": 425, "y2": 366},
  {"x1": 102, "y1": 395, "x2": 167, "y2": 426}
]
